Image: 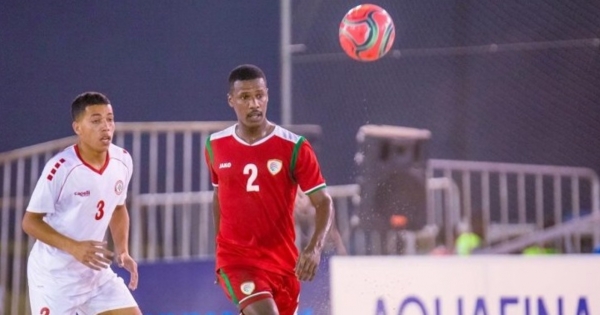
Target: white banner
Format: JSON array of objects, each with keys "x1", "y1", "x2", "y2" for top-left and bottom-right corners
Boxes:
[{"x1": 330, "y1": 256, "x2": 600, "y2": 315}]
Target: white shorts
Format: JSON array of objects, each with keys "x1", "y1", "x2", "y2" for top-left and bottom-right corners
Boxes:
[{"x1": 28, "y1": 276, "x2": 138, "y2": 315}]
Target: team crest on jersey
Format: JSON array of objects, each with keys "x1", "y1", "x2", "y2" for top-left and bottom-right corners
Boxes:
[
  {"x1": 267, "y1": 159, "x2": 283, "y2": 175},
  {"x1": 240, "y1": 281, "x2": 255, "y2": 295},
  {"x1": 114, "y1": 180, "x2": 124, "y2": 195}
]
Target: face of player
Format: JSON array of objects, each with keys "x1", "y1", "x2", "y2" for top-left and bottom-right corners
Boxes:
[
  {"x1": 228, "y1": 78, "x2": 269, "y2": 130},
  {"x1": 72, "y1": 104, "x2": 115, "y2": 153}
]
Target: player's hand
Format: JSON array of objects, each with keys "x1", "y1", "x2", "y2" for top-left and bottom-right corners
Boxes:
[
  {"x1": 70, "y1": 240, "x2": 114, "y2": 271},
  {"x1": 116, "y1": 252, "x2": 139, "y2": 290},
  {"x1": 295, "y1": 245, "x2": 322, "y2": 281}
]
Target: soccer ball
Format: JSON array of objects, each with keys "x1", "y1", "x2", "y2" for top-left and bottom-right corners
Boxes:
[{"x1": 339, "y1": 4, "x2": 395, "y2": 62}]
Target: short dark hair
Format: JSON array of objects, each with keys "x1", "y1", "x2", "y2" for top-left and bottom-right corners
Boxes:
[
  {"x1": 228, "y1": 64, "x2": 266, "y2": 91},
  {"x1": 71, "y1": 92, "x2": 111, "y2": 121}
]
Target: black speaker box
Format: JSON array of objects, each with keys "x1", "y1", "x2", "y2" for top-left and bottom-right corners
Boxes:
[{"x1": 356, "y1": 125, "x2": 431, "y2": 231}]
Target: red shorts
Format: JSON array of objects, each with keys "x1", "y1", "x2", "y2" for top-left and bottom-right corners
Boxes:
[{"x1": 217, "y1": 266, "x2": 300, "y2": 315}]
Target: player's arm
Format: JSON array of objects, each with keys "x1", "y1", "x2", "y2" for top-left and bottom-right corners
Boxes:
[
  {"x1": 212, "y1": 187, "x2": 221, "y2": 238},
  {"x1": 295, "y1": 189, "x2": 333, "y2": 281},
  {"x1": 109, "y1": 204, "x2": 138, "y2": 290},
  {"x1": 22, "y1": 212, "x2": 113, "y2": 270},
  {"x1": 211, "y1": 187, "x2": 221, "y2": 285},
  {"x1": 293, "y1": 139, "x2": 334, "y2": 281},
  {"x1": 204, "y1": 141, "x2": 220, "y2": 239},
  {"x1": 306, "y1": 189, "x2": 333, "y2": 254},
  {"x1": 22, "y1": 212, "x2": 77, "y2": 253},
  {"x1": 109, "y1": 204, "x2": 131, "y2": 257}
]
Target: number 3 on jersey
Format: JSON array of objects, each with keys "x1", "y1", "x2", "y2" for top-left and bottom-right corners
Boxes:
[
  {"x1": 95, "y1": 200, "x2": 105, "y2": 220},
  {"x1": 243, "y1": 164, "x2": 259, "y2": 192}
]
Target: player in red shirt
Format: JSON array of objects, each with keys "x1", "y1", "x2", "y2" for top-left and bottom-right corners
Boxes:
[{"x1": 204, "y1": 64, "x2": 334, "y2": 315}]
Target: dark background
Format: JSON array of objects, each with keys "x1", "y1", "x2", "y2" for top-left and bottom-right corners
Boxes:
[
  {"x1": 0, "y1": 1, "x2": 281, "y2": 150},
  {"x1": 2, "y1": 0, "x2": 599, "y2": 185},
  {"x1": 291, "y1": 0, "x2": 600, "y2": 184}
]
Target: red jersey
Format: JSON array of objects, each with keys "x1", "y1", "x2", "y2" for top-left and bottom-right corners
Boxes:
[{"x1": 205, "y1": 124, "x2": 326, "y2": 275}]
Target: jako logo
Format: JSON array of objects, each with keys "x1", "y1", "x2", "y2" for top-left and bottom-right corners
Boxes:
[
  {"x1": 219, "y1": 162, "x2": 231, "y2": 169},
  {"x1": 374, "y1": 296, "x2": 590, "y2": 315},
  {"x1": 74, "y1": 190, "x2": 90, "y2": 197}
]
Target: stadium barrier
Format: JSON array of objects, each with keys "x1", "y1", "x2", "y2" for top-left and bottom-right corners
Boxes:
[
  {"x1": 115, "y1": 255, "x2": 600, "y2": 315},
  {"x1": 330, "y1": 255, "x2": 600, "y2": 315},
  {"x1": 1, "y1": 121, "x2": 599, "y2": 314},
  {"x1": 428, "y1": 159, "x2": 600, "y2": 252}
]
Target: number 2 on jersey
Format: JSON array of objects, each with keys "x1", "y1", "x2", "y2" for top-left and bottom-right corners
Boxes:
[
  {"x1": 243, "y1": 164, "x2": 260, "y2": 192},
  {"x1": 95, "y1": 200, "x2": 105, "y2": 220}
]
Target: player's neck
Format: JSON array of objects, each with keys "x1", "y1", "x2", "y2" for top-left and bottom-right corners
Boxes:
[
  {"x1": 236, "y1": 121, "x2": 275, "y2": 144},
  {"x1": 75, "y1": 143, "x2": 108, "y2": 169}
]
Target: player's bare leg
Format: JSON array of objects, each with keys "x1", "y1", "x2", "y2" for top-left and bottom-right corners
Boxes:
[
  {"x1": 98, "y1": 306, "x2": 142, "y2": 315},
  {"x1": 242, "y1": 298, "x2": 279, "y2": 315}
]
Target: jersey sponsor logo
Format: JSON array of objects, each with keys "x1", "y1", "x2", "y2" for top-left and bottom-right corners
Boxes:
[
  {"x1": 219, "y1": 162, "x2": 232, "y2": 169},
  {"x1": 240, "y1": 281, "x2": 255, "y2": 295},
  {"x1": 267, "y1": 159, "x2": 282, "y2": 175},
  {"x1": 74, "y1": 190, "x2": 90, "y2": 197},
  {"x1": 115, "y1": 180, "x2": 124, "y2": 195}
]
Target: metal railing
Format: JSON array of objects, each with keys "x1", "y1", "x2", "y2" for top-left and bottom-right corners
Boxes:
[
  {"x1": 133, "y1": 185, "x2": 364, "y2": 261},
  {"x1": 126, "y1": 182, "x2": 460, "y2": 259},
  {"x1": 476, "y1": 212, "x2": 600, "y2": 254},
  {"x1": 0, "y1": 121, "x2": 233, "y2": 315},
  {"x1": 2, "y1": 122, "x2": 599, "y2": 314},
  {"x1": 429, "y1": 159, "x2": 600, "y2": 252}
]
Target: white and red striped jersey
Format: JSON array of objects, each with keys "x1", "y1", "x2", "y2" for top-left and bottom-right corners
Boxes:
[{"x1": 26, "y1": 143, "x2": 133, "y2": 294}]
